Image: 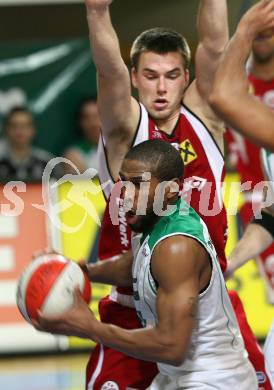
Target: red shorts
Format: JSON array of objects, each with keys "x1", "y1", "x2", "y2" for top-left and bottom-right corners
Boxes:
[
  {"x1": 229, "y1": 290, "x2": 272, "y2": 390},
  {"x1": 86, "y1": 296, "x2": 158, "y2": 390}
]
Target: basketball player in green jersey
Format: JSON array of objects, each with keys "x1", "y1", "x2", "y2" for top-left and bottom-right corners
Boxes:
[{"x1": 34, "y1": 139, "x2": 257, "y2": 389}]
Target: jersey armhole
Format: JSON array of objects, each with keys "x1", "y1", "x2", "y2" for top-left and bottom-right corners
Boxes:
[{"x1": 182, "y1": 103, "x2": 224, "y2": 160}]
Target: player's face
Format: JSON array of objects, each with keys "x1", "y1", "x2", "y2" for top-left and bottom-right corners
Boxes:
[
  {"x1": 252, "y1": 29, "x2": 274, "y2": 63},
  {"x1": 131, "y1": 51, "x2": 189, "y2": 124},
  {"x1": 120, "y1": 159, "x2": 161, "y2": 233},
  {"x1": 6, "y1": 112, "x2": 35, "y2": 148}
]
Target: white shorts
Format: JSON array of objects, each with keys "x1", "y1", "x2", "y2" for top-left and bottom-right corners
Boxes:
[{"x1": 147, "y1": 362, "x2": 258, "y2": 390}]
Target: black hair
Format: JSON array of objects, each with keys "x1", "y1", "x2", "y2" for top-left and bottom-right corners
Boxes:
[
  {"x1": 130, "y1": 27, "x2": 191, "y2": 70},
  {"x1": 125, "y1": 139, "x2": 184, "y2": 182}
]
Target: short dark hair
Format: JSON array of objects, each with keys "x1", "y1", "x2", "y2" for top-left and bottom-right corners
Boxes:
[
  {"x1": 4, "y1": 106, "x2": 33, "y2": 130},
  {"x1": 130, "y1": 27, "x2": 191, "y2": 70},
  {"x1": 124, "y1": 139, "x2": 184, "y2": 182}
]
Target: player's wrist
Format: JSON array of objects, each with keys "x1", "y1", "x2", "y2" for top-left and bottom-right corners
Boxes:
[{"x1": 236, "y1": 21, "x2": 256, "y2": 45}]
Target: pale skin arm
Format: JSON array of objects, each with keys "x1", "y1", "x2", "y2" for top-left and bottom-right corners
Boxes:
[
  {"x1": 63, "y1": 149, "x2": 87, "y2": 174},
  {"x1": 226, "y1": 160, "x2": 274, "y2": 278},
  {"x1": 226, "y1": 220, "x2": 273, "y2": 279},
  {"x1": 85, "y1": 0, "x2": 139, "y2": 177},
  {"x1": 35, "y1": 236, "x2": 210, "y2": 366},
  {"x1": 185, "y1": 0, "x2": 228, "y2": 142},
  {"x1": 209, "y1": 0, "x2": 274, "y2": 151}
]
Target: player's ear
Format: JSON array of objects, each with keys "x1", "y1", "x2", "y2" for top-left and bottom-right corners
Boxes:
[
  {"x1": 131, "y1": 67, "x2": 138, "y2": 89},
  {"x1": 184, "y1": 69, "x2": 190, "y2": 89},
  {"x1": 166, "y1": 179, "x2": 180, "y2": 199}
]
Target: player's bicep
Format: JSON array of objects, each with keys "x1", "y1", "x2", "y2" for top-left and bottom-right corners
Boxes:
[{"x1": 151, "y1": 237, "x2": 202, "y2": 359}]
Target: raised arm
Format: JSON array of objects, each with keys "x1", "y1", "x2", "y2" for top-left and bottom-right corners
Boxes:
[
  {"x1": 194, "y1": 0, "x2": 229, "y2": 99},
  {"x1": 209, "y1": 0, "x2": 274, "y2": 151},
  {"x1": 185, "y1": 0, "x2": 228, "y2": 127},
  {"x1": 85, "y1": 0, "x2": 139, "y2": 174}
]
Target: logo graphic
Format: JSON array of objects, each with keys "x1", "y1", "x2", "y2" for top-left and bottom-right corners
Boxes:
[
  {"x1": 101, "y1": 381, "x2": 119, "y2": 390},
  {"x1": 180, "y1": 139, "x2": 197, "y2": 165},
  {"x1": 183, "y1": 176, "x2": 207, "y2": 192},
  {"x1": 256, "y1": 371, "x2": 267, "y2": 384},
  {"x1": 33, "y1": 157, "x2": 110, "y2": 233}
]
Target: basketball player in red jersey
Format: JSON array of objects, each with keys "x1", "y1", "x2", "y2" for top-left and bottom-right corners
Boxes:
[
  {"x1": 225, "y1": 17, "x2": 274, "y2": 302},
  {"x1": 84, "y1": 0, "x2": 270, "y2": 389}
]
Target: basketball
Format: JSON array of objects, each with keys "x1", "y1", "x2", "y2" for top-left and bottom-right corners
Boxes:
[{"x1": 16, "y1": 254, "x2": 91, "y2": 324}]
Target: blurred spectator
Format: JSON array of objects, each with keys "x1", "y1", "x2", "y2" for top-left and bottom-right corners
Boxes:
[
  {"x1": 0, "y1": 106, "x2": 62, "y2": 183},
  {"x1": 64, "y1": 97, "x2": 101, "y2": 174}
]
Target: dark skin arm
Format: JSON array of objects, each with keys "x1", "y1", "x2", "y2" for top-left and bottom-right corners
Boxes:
[
  {"x1": 34, "y1": 236, "x2": 211, "y2": 366},
  {"x1": 84, "y1": 251, "x2": 133, "y2": 287}
]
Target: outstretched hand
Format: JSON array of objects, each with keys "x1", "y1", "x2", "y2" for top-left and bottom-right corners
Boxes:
[
  {"x1": 33, "y1": 288, "x2": 97, "y2": 340},
  {"x1": 238, "y1": 0, "x2": 274, "y2": 39}
]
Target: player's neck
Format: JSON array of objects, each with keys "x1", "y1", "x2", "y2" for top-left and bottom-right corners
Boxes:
[
  {"x1": 154, "y1": 108, "x2": 180, "y2": 135},
  {"x1": 251, "y1": 58, "x2": 274, "y2": 81}
]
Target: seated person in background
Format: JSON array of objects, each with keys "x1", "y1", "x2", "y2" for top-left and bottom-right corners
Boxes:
[
  {"x1": 0, "y1": 106, "x2": 62, "y2": 183},
  {"x1": 63, "y1": 97, "x2": 101, "y2": 174}
]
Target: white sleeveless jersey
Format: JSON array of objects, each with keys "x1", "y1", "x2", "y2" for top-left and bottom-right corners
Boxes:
[
  {"x1": 261, "y1": 149, "x2": 274, "y2": 193},
  {"x1": 131, "y1": 200, "x2": 257, "y2": 388}
]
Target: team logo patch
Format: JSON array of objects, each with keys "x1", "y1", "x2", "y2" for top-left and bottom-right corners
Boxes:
[
  {"x1": 101, "y1": 381, "x2": 119, "y2": 390},
  {"x1": 256, "y1": 371, "x2": 267, "y2": 384},
  {"x1": 180, "y1": 139, "x2": 197, "y2": 165}
]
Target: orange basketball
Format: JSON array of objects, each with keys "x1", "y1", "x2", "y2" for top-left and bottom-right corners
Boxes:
[{"x1": 16, "y1": 254, "x2": 91, "y2": 324}]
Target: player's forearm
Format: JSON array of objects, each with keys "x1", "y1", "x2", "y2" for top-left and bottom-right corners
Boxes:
[
  {"x1": 210, "y1": 76, "x2": 274, "y2": 150},
  {"x1": 90, "y1": 320, "x2": 186, "y2": 366},
  {"x1": 211, "y1": 27, "x2": 251, "y2": 102},
  {"x1": 197, "y1": 0, "x2": 228, "y2": 53},
  {"x1": 228, "y1": 223, "x2": 273, "y2": 270},
  {"x1": 85, "y1": 252, "x2": 133, "y2": 287},
  {"x1": 86, "y1": 5, "x2": 127, "y2": 77}
]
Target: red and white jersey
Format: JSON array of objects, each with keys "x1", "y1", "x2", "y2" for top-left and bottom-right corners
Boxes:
[
  {"x1": 97, "y1": 103, "x2": 227, "y2": 296},
  {"x1": 226, "y1": 74, "x2": 274, "y2": 189}
]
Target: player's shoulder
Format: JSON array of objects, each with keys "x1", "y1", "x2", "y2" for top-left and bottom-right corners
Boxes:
[{"x1": 148, "y1": 200, "x2": 207, "y2": 251}]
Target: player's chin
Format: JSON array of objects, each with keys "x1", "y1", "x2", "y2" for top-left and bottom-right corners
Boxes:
[{"x1": 148, "y1": 107, "x2": 170, "y2": 120}]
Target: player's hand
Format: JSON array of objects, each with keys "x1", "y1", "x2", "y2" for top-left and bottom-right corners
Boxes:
[
  {"x1": 33, "y1": 288, "x2": 97, "y2": 339},
  {"x1": 238, "y1": 0, "x2": 274, "y2": 40},
  {"x1": 85, "y1": 0, "x2": 113, "y2": 10}
]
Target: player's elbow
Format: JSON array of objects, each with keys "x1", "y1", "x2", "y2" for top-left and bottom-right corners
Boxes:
[
  {"x1": 160, "y1": 340, "x2": 186, "y2": 366},
  {"x1": 165, "y1": 348, "x2": 185, "y2": 367}
]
